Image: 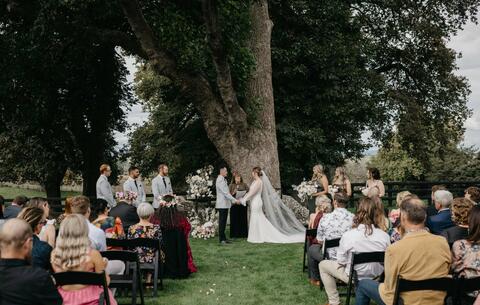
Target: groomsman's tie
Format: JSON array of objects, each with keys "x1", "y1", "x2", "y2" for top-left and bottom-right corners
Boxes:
[
  {"x1": 163, "y1": 177, "x2": 167, "y2": 188},
  {"x1": 134, "y1": 180, "x2": 138, "y2": 191}
]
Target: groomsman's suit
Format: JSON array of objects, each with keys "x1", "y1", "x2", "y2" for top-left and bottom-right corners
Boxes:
[
  {"x1": 96, "y1": 174, "x2": 116, "y2": 208},
  {"x1": 152, "y1": 174, "x2": 173, "y2": 209},
  {"x1": 123, "y1": 176, "x2": 146, "y2": 207},
  {"x1": 216, "y1": 175, "x2": 237, "y2": 243}
]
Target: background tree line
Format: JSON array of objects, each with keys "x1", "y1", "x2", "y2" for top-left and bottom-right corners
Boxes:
[{"x1": 0, "y1": 0, "x2": 479, "y2": 197}]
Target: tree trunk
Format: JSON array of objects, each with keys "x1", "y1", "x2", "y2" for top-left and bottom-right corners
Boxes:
[
  {"x1": 119, "y1": 0, "x2": 281, "y2": 188},
  {"x1": 44, "y1": 169, "x2": 65, "y2": 214}
]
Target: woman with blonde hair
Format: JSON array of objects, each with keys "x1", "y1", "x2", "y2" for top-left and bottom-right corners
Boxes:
[
  {"x1": 332, "y1": 167, "x2": 352, "y2": 197},
  {"x1": 308, "y1": 164, "x2": 329, "y2": 213},
  {"x1": 51, "y1": 214, "x2": 117, "y2": 305}
]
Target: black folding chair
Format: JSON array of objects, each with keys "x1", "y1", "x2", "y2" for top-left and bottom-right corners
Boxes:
[
  {"x1": 392, "y1": 275, "x2": 454, "y2": 305},
  {"x1": 303, "y1": 229, "x2": 318, "y2": 272},
  {"x1": 101, "y1": 250, "x2": 145, "y2": 305},
  {"x1": 52, "y1": 271, "x2": 111, "y2": 305},
  {"x1": 345, "y1": 251, "x2": 385, "y2": 305},
  {"x1": 322, "y1": 238, "x2": 341, "y2": 259},
  {"x1": 455, "y1": 276, "x2": 480, "y2": 305},
  {"x1": 107, "y1": 238, "x2": 163, "y2": 297}
]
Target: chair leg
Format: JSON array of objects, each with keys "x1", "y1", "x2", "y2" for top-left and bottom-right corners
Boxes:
[
  {"x1": 132, "y1": 269, "x2": 137, "y2": 305},
  {"x1": 138, "y1": 268, "x2": 145, "y2": 305},
  {"x1": 345, "y1": 276, "x2": 353, "y2": 305}
]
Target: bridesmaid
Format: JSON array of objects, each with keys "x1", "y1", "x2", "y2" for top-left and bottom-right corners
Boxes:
[
  {"x1": 308, "y1": 165, "x2": 329, "y2": 214},
  {"x1": 332, "y1": 166, "x2": 352, "y2": 197},
  {"x1": 365, "y1": 167, "x2": 385, "y2": 197},
  {"x1": 229, "y1": 172, "x2": 249, "y2": 238}
]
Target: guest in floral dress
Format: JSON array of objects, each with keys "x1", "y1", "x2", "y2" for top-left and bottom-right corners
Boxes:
[
  {"x1": 127, "y1": 203, "x2": 162, "y2": 264},
  {"x1": 452, "y1": 205, "x2": 480, "y2": 303}
]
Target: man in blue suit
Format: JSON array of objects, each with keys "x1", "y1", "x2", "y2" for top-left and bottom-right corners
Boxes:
[{"x1": 427, "y1": 190, "x2": 454, "y2": 235}]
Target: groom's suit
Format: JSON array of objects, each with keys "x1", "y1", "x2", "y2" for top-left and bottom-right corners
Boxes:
[
  {"x1": 152, "y1": 174, "x2": 173, "y2": 209},
  {"x1": 216, "y1": 175, "x2": 236, "y2": 242}
]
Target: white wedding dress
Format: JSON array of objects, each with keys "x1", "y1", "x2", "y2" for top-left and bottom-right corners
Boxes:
[{"x1": 242, "y1": 173, "x2": 305, "y2": 243}]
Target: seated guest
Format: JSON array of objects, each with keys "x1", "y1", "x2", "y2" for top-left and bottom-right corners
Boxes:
[
  {"x1": 389, "y1": 191, "x2": 412, "y2": 226},
  {"x1": 17, "y1": 207, "x2": 52, "y2": 270},
  {"x1": 319, "y1": 197, "x2": 390, "y2": 305},
  {"x1": 51, "y1": 214, "x2": 118, "y2": 305},
  {"x1": 356, "y1": 198, "x2": 451, "y2": 305},
  {"x1": 441, "y1": 197, "x2": 474, "y2": 247},
  {"x1": 109, "y1": 192, "x2": 139, "y2": 230},
  {"x1": 428, "y1": 185, "x2": 447, "y2": 217},
  {"x1": 55, "y1": 196, "x2": 73, "y2": 231},
  {"x1": 0, "y1": 194, "x2": 5, "y2": 219},
  {"x1": 92, "y1": 199, "x2": 115, "y2": 232},
  {"x1": 4, "y1": 195, "x2": 28, "y2": 219},
  {"x1": 26, "y1": 197, "x2": 56, "y2": 247},
  {"x1": 0, "y1": 218, "x2": 62, "y2": 305},
  {"x1": 151, "y1": 199, "x2": 197, "y2": 273},
  {"x1": 389, "y1": 192, "x2": 418, "y2": 243},
  {"x1": 465, "y1": 186, "x2": 480, "y2": 205},
  {"x1": 452, "y1": 205, "x2": 480, "y2": 303},
  {"x1": 427, "y1": 190, "x2": 455, "y2": 234},
  {"x1": 307, "y1": 192, "x2": 354, "y2": 287},
  {"x1": 127, "y1": 203, "x2": 162, "y2": 264},
  {"x1": 308, "y1": 195, "x2": 332, "y2": 229}
]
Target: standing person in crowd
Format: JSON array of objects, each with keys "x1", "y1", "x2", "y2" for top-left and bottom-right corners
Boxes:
[
  {"x1": 0, "y1": 195, "x2": 5, "y2": 219},
  {"x1": 307, "y1": 164, "x2": 329, "y2": 213},
  {"x1": 127, "y1": 203, "x2": 162, "y2": 264},
  {"x1": 319, "y1": 197, "x2": 390, "y2": 305},
  {"x1": 4, "y1": 195, "x2": 28, "y2": 219},
  {"x1": 0, "y1": 219, "x2": 62, "y2": 305},
  {"x1": 109, "y1": 192, "x2": 139, "y2": 230},
  {"x1": 307, "y1": 192, "x2": 354, "y2": 287},
  {"x1": 451, "y1": 205, "x2": 480, "y2": 303},
  {"x1": 215, "y1": 166, "x2": 238, "y2": 245},
  {"x1": 17, "y1": 207, "x2": 52, "y2": 270},
  {"x1": 123, "y1": 166, "x2": 146, "y2": 207},
  {"x1": 428, "y1": 185, "x2": 447, "y2": 217},
  {"x1": 441, "y1": 197, "x2": 474, "y2": 247},
  {"x1": 229, "y1": 171, "x2": 249, "y2": 239},
  {"x1": 152, "y1": 163, "x2": 174, "y2": 209},
  {"x1": 427, "y1": 190, "x2": 455, "y2": 235},
  {"x1": 364, "y1": 168, "x2": 385, "y2": 197},
  {"x1": 356, "y1": 198, "x2": 451, "y2": 305},
  {"x1": 55, "y1": 196, "x2": 73, "y2": 230},
  {"x1": 332, "y1": 167, "x2": 352, "y2": 197},
  {"x1": 96, "y1": 163, "x2": 116, "y2": 208},
  {"x1": 151, "y1": 202, "x2": 197, "y2": 273},
  {"x1": 51, "y1": 214, "x2": 118, "y2": 305},
  {"x1": 26, "y1": 197, "x2": 56, "y2": 248},
  {"x1": 465, "y1": 186, "x2": 480, "y2": 205}
]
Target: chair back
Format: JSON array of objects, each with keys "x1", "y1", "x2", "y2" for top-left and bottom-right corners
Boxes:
[
  {"x1": 107, "y1": 238, "x2": 161, "y2": 251},
  {"x1": 392, "y1": 275, "x2": 454, "y2": 305},
  {"x1": 306, "y1": 229, "x2": 317, "y2": 238},
  {"x1": 53, "y1": 271, "x2": 110, "y2": 305},
  {"x1": 101, "y1": 250, "x2": 139, "y2": 263},
  {"x1": 455, "y1": 277, "x2": 480, "y2": 305},
  {"x1": 345, "y1": 252, "x2": 385, "y2": 305},
  {"x1": 322, "y1": 238, "x2": 341, "y2": 259}
]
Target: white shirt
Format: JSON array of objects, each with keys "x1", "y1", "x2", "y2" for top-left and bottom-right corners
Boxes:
[
  {"x1": 316, "y1": 207, "x2": 354, "y2": 259},
  {"x1": 337, "y1": 224, "x2": 391, "y2": 280},
  {"x1": 87, "y1": 220, "x2": 106, "y2": 252}
]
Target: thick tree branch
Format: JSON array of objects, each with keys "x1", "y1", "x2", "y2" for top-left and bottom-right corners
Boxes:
[
  {"x1": 202, "y1": 0, "x2": 247, "y2": 126},
  {"x1": 87, "y1": 28, "x2": 148, "y2": 59}
]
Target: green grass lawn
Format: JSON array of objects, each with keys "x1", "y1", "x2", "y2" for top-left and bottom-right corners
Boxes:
[
  {"x1": 137, "y1": 237, "x2": 329, "y2": 305},
  {"x1": 0, "y1": 186, "x2": 80, "y2": 200}
]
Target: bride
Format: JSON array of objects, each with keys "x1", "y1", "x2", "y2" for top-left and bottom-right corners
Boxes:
[{"x1": 240, "y1": 167, "x2": 305, "y2": 243}]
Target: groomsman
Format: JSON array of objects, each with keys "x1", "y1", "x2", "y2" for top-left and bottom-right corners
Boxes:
[
  {"x1": 152, "y1": 164, "x2": 173, "y2": 209},
  {"x1": 123, "y1": 166, "x2": 146, "y2": 207},
  {"x1": 216, "y1": 166, "x2": 239, "y2": 244},
  {"x1": 96, "y1": 164, "x2": 116, "y2": 208}
]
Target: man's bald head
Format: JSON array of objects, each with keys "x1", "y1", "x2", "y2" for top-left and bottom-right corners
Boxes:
[{"x1": 0, "y1": 218, "x2": 32, "y2": 254}]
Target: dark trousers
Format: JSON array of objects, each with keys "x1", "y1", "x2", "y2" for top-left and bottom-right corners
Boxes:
[
  {"x1": 217, "y1": 208, "x2": 229, "y2": 242},
  {"x1": 307, "y1": 244, "x2": 323, "y2": 280},
  {"x1": 355, "y1": 279, "x2": 386, "y2": 305}
]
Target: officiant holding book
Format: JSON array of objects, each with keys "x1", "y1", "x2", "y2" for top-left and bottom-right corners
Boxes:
[{"x1": 229, "y1": 172, "x2": 249, "y2": 238}]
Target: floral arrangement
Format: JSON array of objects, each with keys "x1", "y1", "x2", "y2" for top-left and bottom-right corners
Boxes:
[
  {"x1": 158, "y1": 194, "x2": 179, "y2": 208},
  {"x1": 328, "y1": 185, "x2": 339, "y2": 196},
  {"x1": 189, "y1": 207, "x2": 218, "y2": 239},
  {"x1": 292, "y1": 180, "x2": 318, "y2": 202},
  {"x1": 115, "y1": 191, "x2": 138, "y2": 202},
  {"x1": 186, "y1": 165, "x2": 214, "y2": 199}
]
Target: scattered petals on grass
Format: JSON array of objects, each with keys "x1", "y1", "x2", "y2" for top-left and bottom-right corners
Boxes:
[{"x1": 228, "y1": 293, "x2": 232, "y2": 297}]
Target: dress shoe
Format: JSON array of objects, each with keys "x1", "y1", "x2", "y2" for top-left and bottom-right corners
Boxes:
[{"x1": 309, "y1": 279, "x2": 321, "y2": 287}]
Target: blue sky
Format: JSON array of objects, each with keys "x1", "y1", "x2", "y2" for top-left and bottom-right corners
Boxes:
[{"x1": 118, "y1": 19, "x2": 480, "y2": 152}]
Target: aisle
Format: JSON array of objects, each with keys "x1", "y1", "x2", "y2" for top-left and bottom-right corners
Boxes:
[{"x1": 142, "y1": 237, "x2": 327, "y2": 305}]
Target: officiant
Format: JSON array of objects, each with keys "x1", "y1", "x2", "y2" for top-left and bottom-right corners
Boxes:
[{"x1": 229, "y1": 171, "x2": 249, "y2": 238}]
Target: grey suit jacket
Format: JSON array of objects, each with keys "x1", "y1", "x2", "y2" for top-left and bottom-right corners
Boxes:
[
  {"x1": 123, "y1": 177, "x2": 146, "y2": 207},
  {"x1": 96, "y1": 175, "x2": 116, "y2": 207},
  {"x1": 215, "y1": 175, "x2": 236, "y2": 209},
  {"x1": 3, "y1": 205, "x2": 22, "y2": 219},
  {"x1": 152, "y1": 175, "x2": 173, "y2": 208}
]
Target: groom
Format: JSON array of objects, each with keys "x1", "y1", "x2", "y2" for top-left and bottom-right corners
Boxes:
[{"x1": 216, "y1": 166, "x2": 240, "y2": 244}]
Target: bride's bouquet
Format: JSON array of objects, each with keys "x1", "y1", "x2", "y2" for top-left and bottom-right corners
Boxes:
[
  {"x1": 186, "y1": 165, "x2": 214, "y2": 199},
  {"x1": 292, "y1": 180, "x2": 318, "y2": 202}
]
